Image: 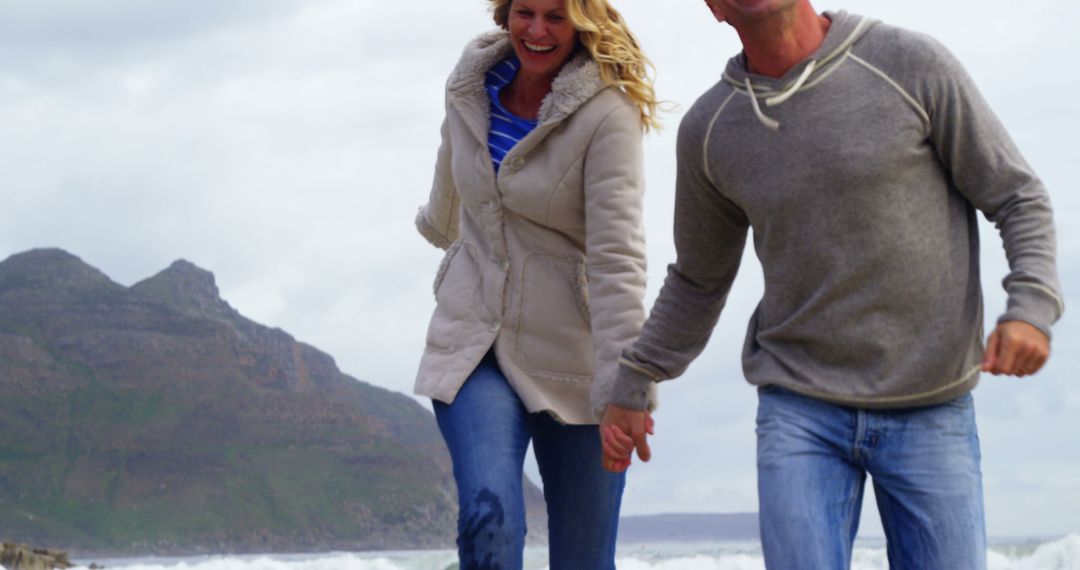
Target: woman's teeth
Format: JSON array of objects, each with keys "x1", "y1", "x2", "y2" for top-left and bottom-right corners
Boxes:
[{"x1": 524, "y1": 42, "x2": 556, "y2": 53}]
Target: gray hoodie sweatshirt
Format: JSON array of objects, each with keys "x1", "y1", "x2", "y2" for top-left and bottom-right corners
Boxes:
[{"x1": 597, "y1": 11, "x2": 1063, "y2": 413}]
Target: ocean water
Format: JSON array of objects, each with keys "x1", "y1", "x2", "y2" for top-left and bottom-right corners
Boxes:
[{"x1": 64, "y1": 535, "x2": 1080, "y2": 570}]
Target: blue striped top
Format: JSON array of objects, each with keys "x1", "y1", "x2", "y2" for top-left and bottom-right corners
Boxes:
[{"x1": 486, "y1": 58, "x2": 538, "y2": 174}]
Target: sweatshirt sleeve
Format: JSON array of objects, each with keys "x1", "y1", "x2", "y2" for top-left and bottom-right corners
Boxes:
[
  {"x1": 581, "y1": 99, "x2": 651, "y2": 420},
  {"x1": 916, "y1": 36, "x2": 1064, "y2": 338},
  {"x1": 597, "y1": 103, "x2": 750, "y2": 412},
  {"x1": 415, "y1": 115, "x2": 460, "y2": 250}
]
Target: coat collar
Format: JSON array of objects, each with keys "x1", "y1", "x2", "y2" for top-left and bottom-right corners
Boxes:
[{"x1": 446, "y1": 29, "x2": 608, "y2": 126}]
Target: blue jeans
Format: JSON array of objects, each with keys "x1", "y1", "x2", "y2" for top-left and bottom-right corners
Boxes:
[
  {"x1": 433, "y1": 351, "x2": 625, "y2": 570},
  {"x1": 756, "y1": 386, "x2": 986, "y2": 570}
]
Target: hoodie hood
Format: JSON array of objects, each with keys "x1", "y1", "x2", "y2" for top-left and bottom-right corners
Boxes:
[{"x1": 722, "y1": 10, "x2": 876, "y2": 130}]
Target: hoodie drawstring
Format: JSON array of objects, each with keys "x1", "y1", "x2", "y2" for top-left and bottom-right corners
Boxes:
[
  {"x1": 735, "y1": 16, "x2": 871, "y2": 130},
  {"x1": 766, "y1": 60, "x2": 817, "y2": 106},
  {"x1": 744, "y1": 78, "x2": 781, "y2": 131},
  {"x1": 745, "y1": 59, "x2": 817, "y2": 130}
]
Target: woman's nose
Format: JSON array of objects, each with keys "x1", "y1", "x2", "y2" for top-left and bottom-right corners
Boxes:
[{"x1": 528, "y1": 19, "x2": 547, "y2": 38}]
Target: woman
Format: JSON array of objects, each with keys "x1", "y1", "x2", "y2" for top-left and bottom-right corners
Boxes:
[{"x1": 414, "y1": 0, "x2": 659, "y2": 567}]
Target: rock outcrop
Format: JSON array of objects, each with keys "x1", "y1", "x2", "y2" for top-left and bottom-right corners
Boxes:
[
  {"x1": 0, "y1": 249, "x2": 546, "y2": 556},
  {"x1": 0, "y1": 543, "x2": 73, "y2": 569}
]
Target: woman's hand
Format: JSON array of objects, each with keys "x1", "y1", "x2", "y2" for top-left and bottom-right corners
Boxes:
[{"x1": 599, "y1": 405, "x2": 654, "y2": 473}]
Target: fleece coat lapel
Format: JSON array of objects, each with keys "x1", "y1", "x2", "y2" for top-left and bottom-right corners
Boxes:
[{"x1": 445, "y1": 30, "x2": 608, "y2": 156}]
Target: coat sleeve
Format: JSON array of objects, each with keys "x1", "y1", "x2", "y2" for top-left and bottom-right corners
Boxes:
[
  {"x1": 916, "y1": 36, "x2": 1064, "y2": 337},
  {"x1": 415, "y1": 115, "x2": 460, "y2": 250},
  {"x1": 581, "y1": 99, "x2": 653, "y2": 420}
]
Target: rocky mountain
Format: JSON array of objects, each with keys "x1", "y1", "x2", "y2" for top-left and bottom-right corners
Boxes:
[{"x1": 0, "y1": 248, "x2": 545, "y2": 556}]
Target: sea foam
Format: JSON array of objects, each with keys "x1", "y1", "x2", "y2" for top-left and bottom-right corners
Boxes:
[{"x1": 65, "y1": 534, "x2": 1080, "y2": 570}]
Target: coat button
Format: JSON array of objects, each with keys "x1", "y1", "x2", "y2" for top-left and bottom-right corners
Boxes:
[
  {"x1": 489, "y1": 322, "x2": 501, "y2": 333},
  {"x1": 508, "y1": 156, "x2": 525, "y2": 170}
]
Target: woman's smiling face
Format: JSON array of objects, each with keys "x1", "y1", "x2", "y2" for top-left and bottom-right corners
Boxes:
[{"x1": 506, "y1": 0, "x2": 578, "y2": 82}]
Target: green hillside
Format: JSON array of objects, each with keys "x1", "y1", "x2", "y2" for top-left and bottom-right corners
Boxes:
[{"x1": 0, "y1": 249, "x2": 545, "y2": 555}]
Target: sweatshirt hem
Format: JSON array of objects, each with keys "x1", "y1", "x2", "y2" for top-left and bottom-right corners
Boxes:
[{"x1": 752, "y1": 365, "x2": 982, "y2": 409}]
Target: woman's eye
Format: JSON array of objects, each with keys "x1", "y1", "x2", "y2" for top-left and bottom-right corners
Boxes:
[{"x1": 547, "y1": 15, "x2": 564, "y2": 22}]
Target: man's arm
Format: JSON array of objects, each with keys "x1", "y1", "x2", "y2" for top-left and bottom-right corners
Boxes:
[
  {"x1": 596, "y1": 103, "x2": 750, "y2": 471},
  {"x1": 918, "y1": 36, "x2": 1063, "y2": 374}
]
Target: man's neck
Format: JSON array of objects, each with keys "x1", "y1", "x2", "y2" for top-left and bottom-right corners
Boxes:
[{"x1": 734, "y1": 3, "x2": 831, "y2": 79}]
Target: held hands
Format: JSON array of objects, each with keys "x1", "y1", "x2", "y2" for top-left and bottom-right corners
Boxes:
[
  {"x1": 982, "y1": 320, "x2": 1050, "y2": 377},
  {"x1": 599, "y1": 404, "x2": 654, "y2": 473},
  {"x1": 596, "y1": 322, "x2": 1048, "y2": 475}
]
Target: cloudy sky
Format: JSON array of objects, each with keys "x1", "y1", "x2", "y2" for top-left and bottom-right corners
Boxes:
[{"x1": 1, "y1": 0, "x2": 1077, "y2": 539}]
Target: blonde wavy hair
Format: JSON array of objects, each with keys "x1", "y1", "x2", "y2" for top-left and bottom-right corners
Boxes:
[{"x1": 491, "y1": 0, "x2": 661, "y2": 132}]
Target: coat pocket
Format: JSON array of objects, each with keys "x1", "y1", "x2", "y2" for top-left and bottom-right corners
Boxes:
[
  {"x1": 514, "y1": 254, "x2": 593, "y2": 379},
  {"x1": 432, "y1": 240, "x2": 463, "y2": 297},
  {"x1": 425, "y1": 240, "x2": 478, "y2": 352}
]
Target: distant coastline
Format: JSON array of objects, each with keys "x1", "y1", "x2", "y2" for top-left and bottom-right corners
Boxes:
[{"x1": 618, "y1": 512, "x2": 759, "y2": 544}]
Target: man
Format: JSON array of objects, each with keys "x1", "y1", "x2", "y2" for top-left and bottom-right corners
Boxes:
[{"x1": 593, "y1": 1, "x2": 1063, "y2": 568}]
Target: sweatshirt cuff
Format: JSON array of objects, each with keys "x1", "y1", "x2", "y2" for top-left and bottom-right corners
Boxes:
[
  {"x1": 590, "y1": 359, "x2": 658, "y2": 420},
  {"x1": 999, "y1": 283, "x2": 1064, "y2": 340},
  {"x1": 415, "y1": 207, "x2": 452, "y2": 250}
]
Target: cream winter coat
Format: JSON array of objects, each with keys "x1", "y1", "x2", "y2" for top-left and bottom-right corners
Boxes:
[{"x1": 413, "y1": 30, "x2": 655, "y2": 424}]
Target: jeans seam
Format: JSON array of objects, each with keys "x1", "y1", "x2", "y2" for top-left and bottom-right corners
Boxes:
[
  {"x1": 875, "y1": 486, "x2": 899, "y2": 567},
  {"x1": 840, "y1": 475, "x2": 861, "y2": 565}
]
